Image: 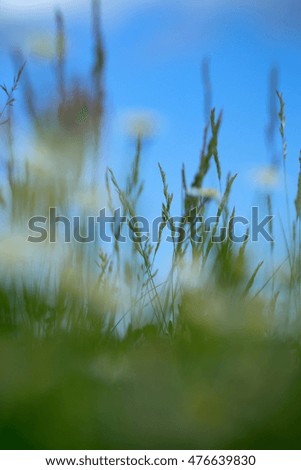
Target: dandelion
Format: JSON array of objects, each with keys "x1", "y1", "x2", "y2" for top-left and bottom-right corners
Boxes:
[{"x1": 120, "y1": 109, "x2": 161, "y2": 139}]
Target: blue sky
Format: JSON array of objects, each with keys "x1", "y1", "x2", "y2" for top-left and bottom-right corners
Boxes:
[{"x1": 1, "y1": 0, "x2": 301, "y2": 264}]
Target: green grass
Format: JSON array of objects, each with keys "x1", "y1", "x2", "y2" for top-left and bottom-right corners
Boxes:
[{"x1": 1, "y1": 0, "x2": 301, "y2": 450}]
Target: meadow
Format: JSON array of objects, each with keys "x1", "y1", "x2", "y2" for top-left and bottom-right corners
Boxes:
[{"x1": 1, "y1": 1, "x2": 301, "y2": 450}]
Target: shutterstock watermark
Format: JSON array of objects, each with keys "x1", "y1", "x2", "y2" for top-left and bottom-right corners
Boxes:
[{"x1": 27, "y1": 207, "x2": 274, "y2": 245}]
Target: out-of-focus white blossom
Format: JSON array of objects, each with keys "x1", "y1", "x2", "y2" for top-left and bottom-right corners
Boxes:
[
  {"x1": 252, "y1": 166, "x2": 279, "y2": 189},
  {"x1": 120, "y1": 109, "x2": 161, "y2": 139},
  {"x1": 186, "y1": 187, "x2": 220, "y2": 201},
  {"x1": 30, "y1": 145, "x2": 59, "y2": 179},
  {"x1": 25, "y1": 33, "x2": 57, "y2": 60},
  {"x1": 0, "y1": 233, "x2": 66, "y2": 274},
  {"x1": 74, "y1": 186, "x2": 103, "y2": 214}
]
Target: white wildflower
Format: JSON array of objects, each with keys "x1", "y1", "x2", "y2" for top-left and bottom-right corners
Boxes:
[
  {"x1": 0, "y1": 233, "x2": 66, "y2": 274},
  {"x1": 30, "y1": 146, "x2": 59, "y2": 179},
  {"x1": 186, "y1": 187, "x2": 220, "y2": 201},
  {"x1": 252, "y1": 166, "x2": 279, "y2": 189},
  {"x1": 120, "y1": 109, "x2": 161, "y2": 139},
  {"x1": 25, "y1": 33, "x2": 57, "y2": 60},
  {"x1": 74, "y1": 186, "x2": 103, "y2": 214}
]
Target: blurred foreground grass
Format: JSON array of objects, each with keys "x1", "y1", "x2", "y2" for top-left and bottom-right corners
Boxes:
[
  {"x1": 1, "y1": 318, "x2": 301, "y2": 450},
  {"x1": 1, "y1": 1, "x2": 301, "y2": 450}
]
